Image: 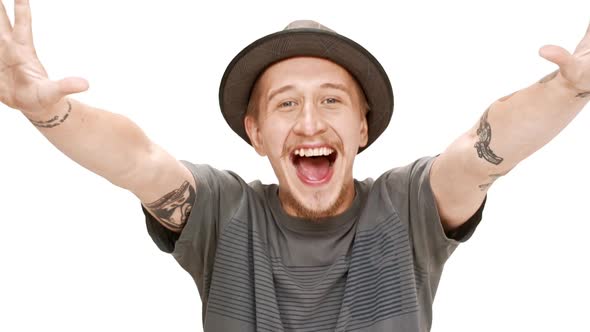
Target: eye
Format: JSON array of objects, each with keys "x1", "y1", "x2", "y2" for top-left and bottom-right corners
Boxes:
[
  {"x1": 323, "y1": 97, "x2": 339, "y2": 104},
  {"x1": 279, "y1": 100, "x2": 297, "y2": 108}
]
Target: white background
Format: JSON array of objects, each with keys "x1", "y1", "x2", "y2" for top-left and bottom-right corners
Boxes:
[{"x1": 0, "y1": 0, "x2": 589, "y2": 331}]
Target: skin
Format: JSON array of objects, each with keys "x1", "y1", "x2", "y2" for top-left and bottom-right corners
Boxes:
[
  {"x1": 1, "y1": 4, "x2": 590, "y2": 327},
  {"x1": 0, "y1": 0, "x2": 195, "y2": 232},
  {"x1": 432, "y1": 31, "x2": 590, "y2": 231},
  {"x1": 242, "y1": 23, "x2": 590, "y2": 229},
  {"x1": 2, "y1": 0, "x2": 590, "y2": 234},
  {"x1": 244, "y1": 57, "x2": 368, "y2": 219}
]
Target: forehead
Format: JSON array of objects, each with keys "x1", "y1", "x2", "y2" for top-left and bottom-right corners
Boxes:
[{"x1": 257, "y1": 56, "x2": 359, "y2": 93}]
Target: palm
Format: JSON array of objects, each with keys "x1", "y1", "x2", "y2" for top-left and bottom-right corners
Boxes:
[
  {"x1": 0, "y1": 36, "x2": 50, "y2": 110},
  {"x1": 0, "y1": 0, "x2": 87, "y2": 114}
]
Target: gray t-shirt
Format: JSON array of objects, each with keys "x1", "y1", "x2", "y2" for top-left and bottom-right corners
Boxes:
[{"x1": 143, "y1": 156, "x2": 484, "y2": 332}]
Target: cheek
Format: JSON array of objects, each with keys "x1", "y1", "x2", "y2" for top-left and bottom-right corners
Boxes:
[
  {"x1": 333, "y1": 116, "x2": 363, "y2": 142},
  {"x1": 261, "y1": 121, "x2": 290, "y2": 155}
]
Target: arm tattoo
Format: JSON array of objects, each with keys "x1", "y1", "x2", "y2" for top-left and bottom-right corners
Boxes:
[
  {"x1": 28, "y1": 100, "x2": 72, "y2": 128},
  {"x1": 145, "y1": 181, "x2": 196, "y2": 232},
  {"x1": 538, "y1": 70, "x2": 558, "y2": 84},
  {"x1": 474, "y1": 108, "x2": 504, "y2": 165},
  {"x1": 576, "y1": 91, "x2": 590, "y2": 99},
  {"x1": 478, "y1": 173, "x2": 504, "y2": 191}
]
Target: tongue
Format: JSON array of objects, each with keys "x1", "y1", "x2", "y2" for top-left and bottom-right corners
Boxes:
[{"x1": 296, "y1": 156, "x2": 331, "y2": 181}]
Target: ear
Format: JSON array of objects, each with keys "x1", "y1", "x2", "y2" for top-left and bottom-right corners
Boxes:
[
  {"x1": 244, "y1": 114, "x2": 267, "y2": 156},
  {"x1": 359, "y1": 115, "x2": 369, "y2": 148}
]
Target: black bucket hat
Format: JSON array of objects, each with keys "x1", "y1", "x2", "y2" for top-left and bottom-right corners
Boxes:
[{"x1": 219, "y1": 20, "x2": 394, "y2": 153}]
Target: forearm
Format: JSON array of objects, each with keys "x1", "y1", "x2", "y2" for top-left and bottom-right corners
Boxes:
[
  {"x1": 22, "y1": 98, "x2": 154, "y2": 190},
  {"x1": 468, "y1": 70, "x2": 589, "y2": 175},
  {"x1": 432, "y1": 71, "x2": 589, "y2": 228}
]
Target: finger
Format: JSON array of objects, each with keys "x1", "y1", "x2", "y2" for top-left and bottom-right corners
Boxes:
[
  {"x1": 13, "y1": 0, "x2": 32, "y2": 44},
  {"x1": 56, "y1": 77, "x2": 90, "y2": 96},
  {"x1": 0, "y1": 1, "x2": 13, "y2": 33},
  {"x1": 38, "y1": 77, "x2": 89, "y2": 106},
  {"x1": 539, "y1": 44, "x2": 574, "y2": 69}
]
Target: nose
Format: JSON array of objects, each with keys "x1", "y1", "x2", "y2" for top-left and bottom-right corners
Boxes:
[{"x1": 292, "y1": 101, "x2": 328, "y2": 137}]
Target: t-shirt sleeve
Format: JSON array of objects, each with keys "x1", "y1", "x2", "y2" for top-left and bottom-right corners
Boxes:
[
  {"x1": 384, "y1": 155, "x2": 485, "y2": 264},
  {"x1": 382, "y1": 155, "x2": 485, "y2": 325},
  {"x1": 141, "y1": 161, "x2": 246, "y2": 290}
]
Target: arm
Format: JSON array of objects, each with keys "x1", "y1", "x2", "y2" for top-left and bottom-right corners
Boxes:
[
  {"x1": 1, "y1": 0, "x2": 194, "y2": 232},
  {"x1": 431, "y1": 23, "x2": 590, "y2": 231},
  {"x1": 26, "y1": 98, "x2": 196, "y2": 233}
]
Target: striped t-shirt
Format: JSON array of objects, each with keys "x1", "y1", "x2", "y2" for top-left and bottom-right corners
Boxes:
[{"x1": 143, "y1": 156, "x2": 484, "y2": 331}]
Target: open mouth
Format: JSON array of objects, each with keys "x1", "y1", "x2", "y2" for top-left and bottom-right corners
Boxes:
[{"x1": 290, "y1": 146, "x2": 338, "y2": 185}]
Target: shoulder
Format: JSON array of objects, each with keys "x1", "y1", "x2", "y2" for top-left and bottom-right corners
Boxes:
[
  {"x1": 368, "y1": 156, "x2": 436, "y2": 196},
  {"x1": 355, "y1": 156, "x2": 438, "y2": 228}
]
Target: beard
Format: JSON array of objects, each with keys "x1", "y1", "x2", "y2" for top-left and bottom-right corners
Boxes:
[{"x1": 278, "y1": 180, "x2": 352, "y2": 221}]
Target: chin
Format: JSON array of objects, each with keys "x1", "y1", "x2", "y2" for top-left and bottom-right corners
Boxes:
[{"x1": 279, "y1": 177, "x2": 351, "y2": 220}]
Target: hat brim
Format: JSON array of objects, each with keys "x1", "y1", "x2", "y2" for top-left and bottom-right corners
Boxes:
[{"x1": 219, "y1": 28, "x2": 394, "y2": 153}]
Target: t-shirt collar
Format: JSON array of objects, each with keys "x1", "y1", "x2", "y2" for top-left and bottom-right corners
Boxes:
[{"x1": 267, "y1": 180, "x2": 364, "y2": 234}]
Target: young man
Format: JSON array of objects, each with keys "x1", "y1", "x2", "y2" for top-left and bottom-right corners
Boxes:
[{"x1": 1, "y1": 0, "x2": 589, "y2": 331}]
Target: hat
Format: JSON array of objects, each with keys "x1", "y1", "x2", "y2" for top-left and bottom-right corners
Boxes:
[{"x1": 218, "y1": 20, "x2": 394, "y2": 153}]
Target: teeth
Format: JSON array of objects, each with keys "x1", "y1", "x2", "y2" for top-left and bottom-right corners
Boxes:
[{"x1": 293, "y1": 147, "x2": 334, "y2": 157}]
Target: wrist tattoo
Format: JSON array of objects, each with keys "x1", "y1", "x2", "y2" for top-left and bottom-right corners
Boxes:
[
  {"x1": 538, "y1": 70, "x2": 558, "y2": 84},
  {"x1": 28, "y1": 100, "x2": 72, "y2": 128},
  {"x1": 474, "y1": 107, "x2": 504, "y2": 165},
  {"x1": 538, "y1": 70, "x2": 589, "y2": 98},
  {"x1": 145, "y1": 180, "x2": 196, "y2": 232}
]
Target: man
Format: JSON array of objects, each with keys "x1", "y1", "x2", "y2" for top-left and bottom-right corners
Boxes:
[{"x1": 1, "y1": 0, "x2": 589, "y2": 331}]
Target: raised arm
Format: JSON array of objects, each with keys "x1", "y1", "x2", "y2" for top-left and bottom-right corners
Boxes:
[
  {"x1": 431, "y1": 21, "x2": 590, "y2": 231},
  {"x1": 0, "y1": 0, "x2": 194, "y2": 232}
]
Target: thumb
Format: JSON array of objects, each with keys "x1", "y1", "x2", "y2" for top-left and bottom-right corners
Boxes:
[
  {"x1": 35, "y1": 77, "x2": 90, "y2": 108},
  {"x1": 539, "y1": 44, "x2": 574, "y2": 70},
  {"x1": 56, "y1": 77, "x2": 89, "y2": 96}
]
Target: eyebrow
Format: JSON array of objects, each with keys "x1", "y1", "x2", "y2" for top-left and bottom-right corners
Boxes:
[
  {"x1": 267, "y1": 85, "x2": 295, "y2": 102},
  {"x1": 319, "y1": 82, "x2": 352, "y2": 95},
  {"x1": 267, "y1": 82, "x2": 352, "y2": 102}
]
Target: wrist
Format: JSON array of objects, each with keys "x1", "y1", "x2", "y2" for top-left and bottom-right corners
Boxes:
[
  {"x1": 554, "y1": 72, "x2": 590, "y2": 101},
  {"x1": 22, "y1": 98, "x2": 73, "y2": 129}
]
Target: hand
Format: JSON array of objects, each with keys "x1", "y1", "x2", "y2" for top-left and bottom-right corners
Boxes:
[
  {"x1": 539, "y1": 20, "x2": 590, "y2": 94},
  {"x1": 0, "y1": 0, "x2": 88, "y2": 114}
]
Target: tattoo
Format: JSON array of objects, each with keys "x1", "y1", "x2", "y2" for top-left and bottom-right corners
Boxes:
[
  {"x1": 28, "y1": 100, "x2": 72, "y2": 128},
  {"x1": 478, "y1": 173, "x2": 504, "y2": 191},
  {"x1": 538, "y1": 70, "x2": 558, "y2": 84},
  {"x1": 539, "y1": 70, "x2": 589, "y2": 98},
  {"x1": 498, "y1": 91, "x2": 516, "y2": 102},
  {"x1": 145, "y1": 181, "x2": 196, "y2": 232},
  {"x1": 474, "y1": 108, "x2": 504, "y2": 165}
]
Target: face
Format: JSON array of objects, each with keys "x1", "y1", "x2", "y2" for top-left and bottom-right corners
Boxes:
[{"x1": 244, "y1": 57, "x2": 368, "y2": 219}]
